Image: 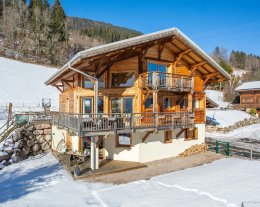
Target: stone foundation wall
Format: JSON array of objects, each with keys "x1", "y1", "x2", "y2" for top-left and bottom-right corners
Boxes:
[
  {"x1": 0, "y1": 123, "x2": 52, "y2": 170},
  {"x1": 206, "y1": 118, "x2": 260, "y2": 133}
]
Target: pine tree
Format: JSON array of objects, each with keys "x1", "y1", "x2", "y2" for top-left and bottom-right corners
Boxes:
[{"x1": 50, "y1": 0, "x2": 67, "y2": 42}]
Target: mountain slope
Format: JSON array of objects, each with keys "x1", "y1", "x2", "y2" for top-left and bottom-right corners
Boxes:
[{"x1": 0, "y1": 57, "x2": 59, "y2": 110}]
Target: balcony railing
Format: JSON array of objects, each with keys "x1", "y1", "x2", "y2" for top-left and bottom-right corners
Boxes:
[
  {"x1": 139, "y1": 72, "x2": 194, "y2": 92},
  {"x1": 52, "y1": 112, "x2": 195, "y2": 136}
]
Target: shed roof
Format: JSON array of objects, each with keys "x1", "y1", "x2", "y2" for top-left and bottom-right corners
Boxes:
[
  {"x1": 235, "y1": 81, "x2": 260, "y2": 92},
  {"x1": 45, "y1": 27, "x2": 230, "y2": 85}
]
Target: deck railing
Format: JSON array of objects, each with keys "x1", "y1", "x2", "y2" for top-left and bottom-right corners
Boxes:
[
  {"x1": 139, "y1": 72, "x2": 194, "y2": 92},
  {"x1": 52, "y1": 112, "x2": 195, "y2": 136}
]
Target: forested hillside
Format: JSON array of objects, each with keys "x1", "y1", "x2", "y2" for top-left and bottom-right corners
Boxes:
[{"x1": 0, "y1": 0, "x2": 142, "y2": 66}]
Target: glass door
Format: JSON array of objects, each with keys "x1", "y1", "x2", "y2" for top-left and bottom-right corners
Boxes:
[
  {"x1": 147, "y1": 63, "x2": 167, "y2": 87},
  {"x1": 82, "y1": 98, "x2": 93, "y2": 114}
]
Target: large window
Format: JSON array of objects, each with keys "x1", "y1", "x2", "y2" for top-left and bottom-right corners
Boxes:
[
  {"x1": 111, "y1": 97, "x2": 133, "y2": 113},
  {"x1": 83, "y1": 75, "x2": 104, "y2": 89},
  {"x1": 117, "y1": 133, "x2": 131, "y2": 147},
  {"x1": 111, "y1": 72, "x2": 135, "y2": 87}
]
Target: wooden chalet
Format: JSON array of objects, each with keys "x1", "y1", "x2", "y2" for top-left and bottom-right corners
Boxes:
[
  {"x1": 45, "y1": 28, "x2": 230, "y2": 170},
  {"x1": 235, "y1": 81, "x2": 260, "y2": 116}
]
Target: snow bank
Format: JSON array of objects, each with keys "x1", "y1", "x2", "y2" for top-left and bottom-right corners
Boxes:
[
  {"x1": 0, "y1": 57, "x2": 59, "y2": 110},
  {"x1": 96, "y1": 158, "x2": 260, "y2": 207},
  {"x1": 206, "y1": 124, "x2": 260, "y2": 140},
  {"x1": 0, "y1": 153, "x2": 110, "y2": 207},
  {"x1": 206, "y1": 109, "x2": 252, "y2": 127},
  {"x1": 1, "y1": 153, "x2": 260, "y2": 206},
  {"x1": 205, "y1": 90, "x2": 229, "y2": 108}
]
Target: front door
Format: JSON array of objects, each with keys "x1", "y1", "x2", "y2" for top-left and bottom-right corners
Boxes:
[{"x1": 82, "y1": 97, "x2": 93, "y2": 114}]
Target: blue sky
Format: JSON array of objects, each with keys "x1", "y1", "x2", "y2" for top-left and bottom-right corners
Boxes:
[{"x1": 54, "y1": 0, "x2": 260, "y2": 56}]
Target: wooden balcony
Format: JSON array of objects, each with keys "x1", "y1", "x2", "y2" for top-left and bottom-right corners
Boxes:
[
  {"x1": 52, "y1": 112, "x2": 195, "y2": 136},
  {"x1": 234, "y1": 103, "x2": 260, "y2": 109},
  {"x1": 139, "y1": 72, "x2": 194, "y2": 92}
]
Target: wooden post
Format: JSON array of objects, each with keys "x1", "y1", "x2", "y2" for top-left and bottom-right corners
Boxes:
[
  {"x1": 90, "y1": 136, "x2": 96, "y2": 170},
  {"x1": 7, "y1": 103, "x2": 13, "y2": 129}
]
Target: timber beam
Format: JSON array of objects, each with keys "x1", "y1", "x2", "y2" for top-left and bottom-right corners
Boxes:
[{"x1": 172, "y1": 49, "x2": 191, "y2": 72}]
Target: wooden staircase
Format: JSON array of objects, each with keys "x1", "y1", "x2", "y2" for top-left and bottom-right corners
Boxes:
[{"x1": 0, "y1": 115, "x2": 17, "y2": 143}]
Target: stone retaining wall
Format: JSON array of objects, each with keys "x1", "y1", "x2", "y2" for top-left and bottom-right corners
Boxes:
[
  {"x1": 0, "y1": 123, "x2": 52, "y2": 170},
  {"x1": 206, "y1": 118, "x2": 260, "y2": 133}
]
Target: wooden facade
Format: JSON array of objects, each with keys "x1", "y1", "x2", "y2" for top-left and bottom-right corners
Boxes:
[
  {"x1": 47, "y1": 28, "x2": 230, "y2": 170},
  {"x1": 236, "y1": 90, "x2": 260, "y2": 116}
]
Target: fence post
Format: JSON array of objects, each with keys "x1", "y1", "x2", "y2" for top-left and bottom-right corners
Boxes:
[
  {"x1": 216, "y1": 140, "x2": 219, "y2": 153},
  {"x1": 250, "y1": 147, "x2": 253, "y2": 160},
  {"x1": 226, "y1": 142, "x2": 230, "y2": 156}
]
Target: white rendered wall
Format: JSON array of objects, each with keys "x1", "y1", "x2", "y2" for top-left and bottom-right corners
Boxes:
[
  {"x1": 51, "y1": 125, "x2": 80, "y2": 153},
  {"x1": 104, "y1": 124, "x2": 205, "y2": 163}
]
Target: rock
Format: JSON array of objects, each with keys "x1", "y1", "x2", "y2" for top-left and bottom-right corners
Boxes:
[
  {"x1": 12, "y1": 130, "x2": 23, "y2": 142},
  {"x1": 41, "y1": 142, "x2": 51, "y2": 151},
  {"x1": 27, "y1": 140, "x2": 35, "y2": 147},
  {"x1": 36, "y1": 135, "x2": 45, "y2": 144},
  {"x1": 35, "y1": 124, "x2": 51, "y2": 130},
  {"x1": 0, "y1": 151, "x2": 10, "y2": 162},
  {"x1": 2, "y1": 160, "x2": 11, "y2": 166},
  {"x1": 0, "y1": 163, "x2": 4, "y2": 170},
  {"x1": 22, "y1": 129, "x2": 31, "y2": 137},
  {"x1": 4, "y1": 146, "x2": 13, "y2": 154},
  {"x1": 28, "y1": 133, "x2": 36, "y2": 140},
  {"x1": 22, "y1": 146, "x2": 30, "y2": 155},
  {"x1": 43, "y1": 129, "x2": 52, "y2": 135},
  {"x1": 33, "y1": 144, "x2": 40, "y2": 152},
  {"x1": 26, "y1": 124, "x2": 36, "y2": 132},
  {"x1": 12, "y1": 156, "x2": 23, "y2": 163},
  {"x1": 33, "y1": 130, "x2": 44, "y2": 136},
  {"x1": 45, "y1": 135, "x2": 52, "y2": 142},
  {"x1": 14, "y1": 140, "x2": 24, "y2": 149}
]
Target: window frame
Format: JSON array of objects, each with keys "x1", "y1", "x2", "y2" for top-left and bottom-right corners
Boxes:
[
  {"x1": 185, "y1": 128, "x2": 199, "y2": 140},
  {"x1": 110, "y1": 71, "x2": 136, "y2": 88},
  {"x1": 116, "y1": 133, "x2": 132, "y2": 148},
  {"x1": 110, "y1": 96, "x2": 134, "y2": 114}
]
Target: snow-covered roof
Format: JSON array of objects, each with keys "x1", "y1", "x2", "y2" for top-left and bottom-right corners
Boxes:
[
  {"x1": 45, "y1": 27, "x2": 230, "y2": 85},
  {"x1": 235, "y1": 81, "x2": 260, "y2": 92}
]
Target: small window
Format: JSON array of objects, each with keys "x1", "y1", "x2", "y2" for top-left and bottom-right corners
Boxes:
[
  {"x1": 98, "y1": 97, "x2": 104, "y2": 113},
  {"x1": 163, "y1": 97, "x2": 174, "y2": 109},
  {"x1": 145, "y1": 97, "x2": 153, "y2": 109},
  {"x1": 193, "y1": 99, "x2": 200, "y2": 109},
  {"x1": 111, "y1": 97, "x2": 133, "y2": 113},
  {"x1": 111, "y1": 72, "x2": 135, "y2": 87},
  {"x1": 164, "y1": 131, "x2": 172, "y2": 143},
  {"x1": 185, "y1": 128, "x2": 198, "y2": 140},
  {"x1": 179, "y1": 97, "x2": 187, "y2": 109},
  {"x1": 117, "y1": 133, "x2": 131, "y2": 147}
]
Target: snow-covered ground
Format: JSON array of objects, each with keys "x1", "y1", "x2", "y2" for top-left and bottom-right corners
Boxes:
[
  {"x1": 207, "y1": 109, "x2": 252, "y2": 128},
  {"x1": 0, "y1": 153, "x2": 110, "y2": 207},
  {"x1": 1, "y1": 153, "x2": 260, "y2": 207},
  {"x1": 205, "y1": 90, "x2": 229, "y2": 108},
  {"x1": 0, "y1": 57, "x2": 59, "y2": 126},
  {"x1": 0, "y1": 57, "x2": 59, "y2": 110},
  {"x1": 206, "y1": 124, "x2": 260, "y2": 141}
]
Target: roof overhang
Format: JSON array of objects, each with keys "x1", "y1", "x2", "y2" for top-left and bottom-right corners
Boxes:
[{"x1": 45, "y1": 27, "x2": 231, "y2": 85}]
